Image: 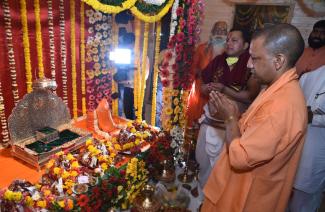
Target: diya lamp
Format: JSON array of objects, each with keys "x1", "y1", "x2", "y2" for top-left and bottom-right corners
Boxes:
[
  {"x1": 133, "y1": 184, "x2": 161, "y2": 212},
  {"x1": 156, "y1": 160, "x2": 175, "y2": 183}
]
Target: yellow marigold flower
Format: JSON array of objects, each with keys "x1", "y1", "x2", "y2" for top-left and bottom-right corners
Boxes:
[
  {"x1": 173, "y1": 115, "x2": 179, "y2": 122},
  {"x1": 35, "y1": 184, "x2": 41, "y2": 189},
  {"x1": 70, "y1": 170, "x2": 78, "y2": 177},
  {"x1": 110, "y1": 152, "x2": 116, "y2": 158},
  {"x1": 58, "y1": 200, "x2": 65, "y2": 208},
  {"x1": 25, "y1": 196, "x2": 34, "y2": 207},
  {"x1": 36, "y1": 200, "x2": 47, "y2": 208},
  {"x1": 101, "y1": 163, "x2": 108, "y2": 171},
  {"x1": 71, "y1": 161, "x2": 79, "y2": 169},
  {"x1": 53, "y1": 167, "x2": 61, "y2": 175},
  {"x1": 127, "y1": 121, "x2": 133, "y2": 127},
  {"x1": 112, "y1": 137, "x2": 117, "y2": 143},
  {"x1": 130, "y1": 128, "x2": 136, "y2": 133},
  {"x1": 135, "y1": 139, "x2": 141, "y2": 146},
  {"x1": 62, "y1": 171, "x2": 70, "y2": 179},
  {"x1": 87, "y1": 144, "x2": 95, "y2": 151},
  {"x1": 166, "y1": 107, "x2": 173, "y2": 115},
  {"x1": 114, "y1": 144, "x2": 121, "y2": 150},
  {"x1": 86, "y1": 139, "x2": 92, "y2": 146},
  {"x1": 66, "y1": 153, "x2": 74, "y2": 161},
  {"x1": 173, "y1": 98, "x2": 180, "y2": 105},
  {"x1": 46, "y1": 159, "x2": 55, "y2": 169},
  {"x1": 3, "y1": 190, "x2": 12, "y2": 200}
]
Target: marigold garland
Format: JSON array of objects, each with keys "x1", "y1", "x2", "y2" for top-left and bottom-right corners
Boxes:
[
  {"x1": 138, "y1": 22, "x2": 149, "y2": 120},
  {"x1": 82, "y1": 0, "x2": 137, "y2": 14},
  {"x1": 80, "y1": 2, "x2": 87, "y2": 116},
  {"x1": 20, "y1": 0, "x2": 33, "y2": 93},
  {"x1": 3, "y1": 0, "x2": 19, "y2": 104},
  {"x1": 70, "y1": 0, "x2": 78, "y2": 119},
  {"x1": 151, "y1": 21, "x2": 161, "y2": 126},
  {"x1": 47, "y1": 0, "x2": 56, "y2": 80},
  {"x1": 59, "y1": 0, "x2": 68, "y2": 103},
  {"x1": 111, "y1": 15, "x2": 118, "y2": 116},
  {"x1": 133, "y1": 19, "x2": 141, "y2": 119},
  {"x1": 0, "y1": 82, "x2": 9, "y2": 146},
  {"x1": 34, "y1": 0, "x2": 45, "y2": 78},
  {"x1": 130, "y1": 0, "x2": 174, "y2": 23}
]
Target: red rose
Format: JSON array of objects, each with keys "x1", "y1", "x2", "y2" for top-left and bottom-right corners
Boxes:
[{"x1": 162, "y1": 79, "x2": 170, "y2": 87}]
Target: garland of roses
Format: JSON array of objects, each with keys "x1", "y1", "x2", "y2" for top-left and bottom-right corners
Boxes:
[
  {"x1": 34, "y1": 0, "x2": 45, "y2": 78},
  {"x1": 130, "y1": 0, "x2": 174, "y2": 23},
  {"x1": 47, "y1": 0, "x2": 56, "y2": 80},
  {"x1": 82, "y1": 0, "x2": 137, "y2": 14},
  {"x1": 20, "y1": 0, "x2": 33, "y2": 93},
  {"x1": 161, "y1": 0, "x2": 204, "y2": 161},
  {"x1": 59, "y1": 0, "x2": 68, "y2": 103},
  {"x1": 2, "y1": 0, "x2": 20, "y2": 104},
  {"x1": 70, "y1": 0, "x2": 78, "y2": 119},
  {"x1": 85, "y1": 9, "x2": 114, "y2": 111}
]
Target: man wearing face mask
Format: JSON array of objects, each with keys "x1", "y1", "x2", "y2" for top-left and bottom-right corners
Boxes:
[
  {"x1": 296, "y1": 20, "x2": 325, "y2": 76},
  {"x1": 186, "y1": 21, "x2": 228, "y2": 128}
]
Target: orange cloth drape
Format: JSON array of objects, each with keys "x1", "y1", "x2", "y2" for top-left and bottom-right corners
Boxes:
[{"x1": 186, "y1": 43, "x2": 215, "y2": 126}]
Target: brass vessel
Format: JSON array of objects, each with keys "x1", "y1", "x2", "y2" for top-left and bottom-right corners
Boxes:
[{"x1": 133, "y1": 184, "x2": 161, "y2": 212}]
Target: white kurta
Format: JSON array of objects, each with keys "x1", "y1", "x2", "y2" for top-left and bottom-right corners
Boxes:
[{"x1": 294, "y1": 65, "x2": 325, "y2": 193}]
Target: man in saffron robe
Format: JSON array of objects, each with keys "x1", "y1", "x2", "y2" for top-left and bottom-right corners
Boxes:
[
  {"x1": 201, "y1": 24, "x2": 307, "y2": 212},
  {"x1": 186, "y1": 21, "x2": 228, "y2": 127},
  {"x1": 195, "y1": 29, "x2": 260, "y2": 189}
]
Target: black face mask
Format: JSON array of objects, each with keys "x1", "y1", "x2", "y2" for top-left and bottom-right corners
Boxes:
[{"x1": 308, "y1": 34, "x2": 325, "y2": 49}]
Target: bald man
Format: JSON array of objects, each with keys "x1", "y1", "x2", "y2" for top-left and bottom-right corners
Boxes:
[{"x1": 201, "y1": 24, "x2": 307, "y2": 212}]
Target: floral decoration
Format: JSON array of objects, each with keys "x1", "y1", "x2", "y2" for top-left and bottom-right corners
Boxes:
[
  {"x1": 71, "y1": 0, "x2": 78, "y2": 118},
  {"x1": 59, "y1": 0, "x2": 68, "y2": 103},
  {"x1": 81, "y1": 1, "x2": 87, "y2": 116},
  {"x1": 0, "y1": 82, "x2": 9, "y2": 146},
  {"x1": 82, "y1": 0, "x2": 137, "y2": 14},
  {"x1": 85, "y1": 9, "x2": 114, "y2": 111},
  {"x1": 47, "y1": 0, "x2": 56, "y2": 80},
  {"x1": 2, "y1": 0, "x2": 19, "y2": 104},
  {"x1": 20, "y1": 0, "x2": 33, "y2": 93},
  {"x1": 34, "y1": 0, "x2": 45, "y2": 78}
]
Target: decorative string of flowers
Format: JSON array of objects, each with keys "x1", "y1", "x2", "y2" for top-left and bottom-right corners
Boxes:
[
  {"x1": 81, "y1": 1, "x2": 87, "y2": 116},
  {"x1": 70, "y1": 0, "x2": 78, "y2": 119},
  {"x1": 0, "y1": 82, "x2": 9, "y2": 146},
  {"x1": 59, "y1": 0, "x2": 68, "y2": 103},
  {"x1": 169, "y1": 0, "x2": 179, "y2": 38},
  {"x1": 82, "y1": 0, "x2": 137, "y2": 14},
  {"x1": 130, "y1": 0, "x2": 174, "y2": 23},
  {"x1": 151, "y1": 21, "x2": 161, "y2": 126},
  {"x1": 85, "y1": 9, "x2": 114, "y2": 111},
  {"x1": 20, "y1": 0, "x2": 33, "y2": 93},
  {"x1": 2, "y1": 0, "x2": 19, "y2": 104},
  {"x1": 138, "y1": 22, "x2": 150, "y2": 120},
  {"x1": 111, "y1": 14, "x2": 119, "y2": 116},
  {"x1": 133, "y1": 18, "x2": 141, "y2": 120},
  {"x1": 47, "y1": 0, "x2": 56, "y2": 80},
  {"x1": 34, "y1": 0, "x2": 45, "y2": 78}
]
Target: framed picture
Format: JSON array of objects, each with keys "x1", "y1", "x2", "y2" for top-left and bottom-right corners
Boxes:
[{"x1": 233, "y1": 3, "x2": 294, "y2": 36}]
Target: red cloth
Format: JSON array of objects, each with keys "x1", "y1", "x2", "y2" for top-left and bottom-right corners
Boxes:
[{"x1": 201, "y1": 51, "x2": 250, "y2": 88}]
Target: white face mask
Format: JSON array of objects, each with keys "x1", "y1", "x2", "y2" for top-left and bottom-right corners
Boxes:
[{"x1": 209, "y1": 35, "x2": 226, "y2": 46}]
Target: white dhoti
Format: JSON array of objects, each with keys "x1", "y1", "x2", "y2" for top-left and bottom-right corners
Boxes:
[{"x1": 195, "y1": 105, "x2": 225, "y2": 189}]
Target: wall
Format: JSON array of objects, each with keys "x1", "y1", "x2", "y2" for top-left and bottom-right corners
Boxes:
[{"x1": 200, "y1": 0, "x2": 325, "y2": 44}]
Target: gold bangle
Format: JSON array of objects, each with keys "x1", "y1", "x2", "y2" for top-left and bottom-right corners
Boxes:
[{"x1": 225, "y1": 115, "x2": 235, "y2": 123}]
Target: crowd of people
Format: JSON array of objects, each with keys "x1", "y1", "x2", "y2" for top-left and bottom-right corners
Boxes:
[{"x1": 186, "y1": 20, "x2": 325, "y2": 212}]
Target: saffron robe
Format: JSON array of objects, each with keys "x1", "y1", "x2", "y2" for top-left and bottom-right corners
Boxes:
[{"x1": 202, "y1": 69, "x2": 307, "y2": 212}]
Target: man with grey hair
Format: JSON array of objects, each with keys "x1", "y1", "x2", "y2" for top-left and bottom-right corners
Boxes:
[{"x1": 201, "y1": 24, "x2": 307, "y2": 212}]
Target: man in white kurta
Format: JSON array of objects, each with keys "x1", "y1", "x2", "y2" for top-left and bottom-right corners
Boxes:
[{"x1": 289, "y1": 65, "x2": 325, "y2": 212}]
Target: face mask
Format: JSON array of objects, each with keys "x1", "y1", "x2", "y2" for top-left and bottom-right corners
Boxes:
[{"x1": 209, "y1": 36, "x2": 226, "y2": 46}]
